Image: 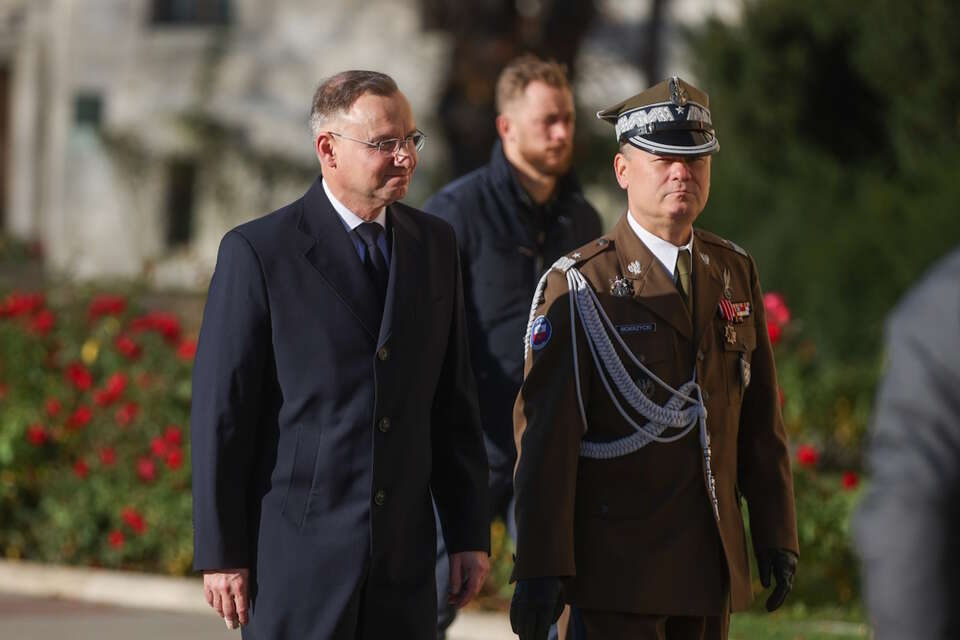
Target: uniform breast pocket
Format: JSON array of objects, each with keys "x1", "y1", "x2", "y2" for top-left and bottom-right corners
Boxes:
[
  {"x1": 721, "y1": 323, "x2": 757, "y2": 403},
  {"x1": 619, "y1": 327, "x2": 675, "y2": 404}
]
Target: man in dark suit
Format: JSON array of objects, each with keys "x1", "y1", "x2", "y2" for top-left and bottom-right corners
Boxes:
[
  {"x1": 855, "y1": 246, "x2": 960, "y2": 640},
  {"x1": 190, "y1": 70, "x2": 490, "y2": 639}
]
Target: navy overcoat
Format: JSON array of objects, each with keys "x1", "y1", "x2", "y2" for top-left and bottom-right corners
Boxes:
[{"x1": 191, "y1": 177, "x2": 490, "y2": 639}]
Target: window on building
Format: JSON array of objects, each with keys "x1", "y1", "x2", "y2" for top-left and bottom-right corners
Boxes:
[
  {"x1": 165, "y1": 160, "x2": 196, "y2": 248},
  {"x1": 74, "y1": 93, "x2": 103, "y2": 128},
  {"x1": 150, "y1": 0, "x2": 230, "y2": 25}
]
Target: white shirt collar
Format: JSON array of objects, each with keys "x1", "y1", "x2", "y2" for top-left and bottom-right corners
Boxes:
[
  {"x1": 626, "y1": 211, "x2": 694, "y2": 279},
  {"x1": 322, "y1": 178, "x2": 387, "y2": 230}
]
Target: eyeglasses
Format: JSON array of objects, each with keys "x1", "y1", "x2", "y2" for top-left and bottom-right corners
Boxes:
[{"x1": 327, "y1": 130, "x2": 426, "y2": 155}]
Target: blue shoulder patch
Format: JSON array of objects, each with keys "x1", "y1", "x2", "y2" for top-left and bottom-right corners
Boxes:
[{"x1": 531, "y1": 315, "x2": 552, "y2": 351}]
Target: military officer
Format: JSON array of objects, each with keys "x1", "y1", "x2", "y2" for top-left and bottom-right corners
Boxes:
[{"x1": 509, "y1": 77, "x2": 800, "y2": 640}]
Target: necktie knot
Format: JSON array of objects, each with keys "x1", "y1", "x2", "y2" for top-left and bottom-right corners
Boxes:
[{"x1": 355, "y1": 221, "x2": 383, "y2": 250}]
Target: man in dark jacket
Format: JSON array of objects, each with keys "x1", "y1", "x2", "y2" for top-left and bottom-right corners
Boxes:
[{"x1": 424, "y1": 54, "x2": 602, "y2": 636}]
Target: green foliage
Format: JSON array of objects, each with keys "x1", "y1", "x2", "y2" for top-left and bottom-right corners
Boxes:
[
  {"x1": 0, "y1": 289, "x2": 196, "y2": 574},
  {"x1": 689, "y1": 0, "x2": 960, "y2": 364}
]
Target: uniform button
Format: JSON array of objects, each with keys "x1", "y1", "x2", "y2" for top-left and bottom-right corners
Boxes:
[
  {"x1": 639, "y1": 354, "x2": 646, "y2": 364},
  {"x1": 703, "y1": 390, "x2": 711, "y2": 402},
  {"x1": 697, "y1": 350, "x2": 705, "y2": 361},
  {"x1": 378, "y1": 417, "x2": 391, "y2": 433},
  {"x1": 377, "y1": 347, "x2": 390, "y2": 361},
  {"x1": 374, "y1": 489, "x2": 387, "y2": 506}
]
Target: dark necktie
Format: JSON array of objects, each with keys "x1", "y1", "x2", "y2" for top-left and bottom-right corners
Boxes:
[
  {"x1": 355, "y1": 222, "x2": 389, "y2": 310},
  {"x1": 675, "y1": 249, "x2": 692, "y2": 313}
]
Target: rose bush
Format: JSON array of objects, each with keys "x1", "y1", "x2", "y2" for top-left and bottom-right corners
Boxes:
[{"x1": 0, "y1": 289, "x2": 196, "y2": 574}]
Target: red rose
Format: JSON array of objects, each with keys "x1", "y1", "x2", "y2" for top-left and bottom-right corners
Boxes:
[
  {"x1": 67, "y1": 405, "x2": 93, "y2": 430},
  {"x1": 767, "y1": 320, "x2": 782, "y2": 346},
  {"x1": 29, "y1": 310, "x2": 55, "y2": 335},
  {"x1": 108, "y1": 530, "x2": 125, "y2": 549},
  {"x1": 115, "y1": 402, "x2": 139, "y2": 427},
  {"x1": 136, "y1": 456, "x2": 156, "y2": 483},
  {"x1": 121, "y1": 507, "x2": 147, "y2": 535},
  {"x1": 130, "y1": 311, "x2": 182, "y2": 344},
  {"x1": 95, "y1": 372, "x2": 129, "y2": 407},
  {"x1": 26, "y1": 424, "x2": 48, "y2": 446},
  {"x1": 764, "y1": 292, "x2": 791, "y2": 327},
  {"x1": 150, "y1": 436, "x2": 168, "y2": 458},
  {"x1": 176, "y1": 338, "x2": 197, "y2": 362},
  {"x1": 73, "y1": 459, "x2": 90, "y2": 479},
  {"x1": 87, "y1": 295, "x2": 127, "y2": 321},
  {"x1": 114, "y1": 335, "x2": 142, "y2": 360},
  {"x1": 165, "y1": 449, "x2": 184, "y2": 470},
  {"x1": 842, "y1": 471, "x2": 860, "y2": 490},
  {"x1": 99, "y1": 447, "x2": 117, "y2": 467},
  {"x1": 796, "y1": 444, "x2": 820, "y2": 468},
  {"x1": 45, "y1": 398, "x2": 62, "y2": 417},
  {"x1": 2, "y1": 292, "x2": 45, "y2": 317},
  {"x1": 65, "y1": 362, "x2": 93, "y2": 391},
  {"x1": 163, "y1": 425, "x2": 183, "y2": 447}
]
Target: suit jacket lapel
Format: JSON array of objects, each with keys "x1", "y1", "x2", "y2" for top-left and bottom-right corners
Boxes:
[
  {"x1": 691, "y1": 232, "x2": 725, "y2": 348},
  {"x1": 613, "y1": 214, "x2": 692, "y2": 340},
  {"x1": 297, "y1": 178, "x2": 381, "y2": 341},
  {"x1": 377, "y1": 205, "x2": 421, "y2": 349}
]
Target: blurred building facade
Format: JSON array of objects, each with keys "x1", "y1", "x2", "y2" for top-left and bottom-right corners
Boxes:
[{"x1": 0, "y1": 0, "x2": 738, "y2": 288}]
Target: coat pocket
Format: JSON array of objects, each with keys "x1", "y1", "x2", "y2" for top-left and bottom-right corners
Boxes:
[{"x1": 280, "y1": 423, "x2": 322, "y2": 529}]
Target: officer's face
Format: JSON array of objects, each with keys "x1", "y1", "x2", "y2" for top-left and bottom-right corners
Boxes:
[
  {"x1": 499, "y1": 81, "x2": 575, "y2": 177},
  {"x1": 317, "y1": 91, "x2": 419, "y2": 215},
  {"x1": 615, "y1": 146, "x2": 711, "y2": 240}
]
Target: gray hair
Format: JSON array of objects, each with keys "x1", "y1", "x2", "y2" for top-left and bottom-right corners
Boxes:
[{"x1": 309, "y1": 70, "x2": 399, "y2": 140}]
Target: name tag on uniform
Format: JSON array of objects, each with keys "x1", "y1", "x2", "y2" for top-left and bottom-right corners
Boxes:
[{"x1": 616, "y1": 322, "x2": 656, "y2": 335}]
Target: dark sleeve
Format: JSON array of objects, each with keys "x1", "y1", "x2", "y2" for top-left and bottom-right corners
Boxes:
[
  {"x1": 855, "y1": 260, "x2": 960, "y2": 640},
  {"x1": 581, "y1": 201, "x2": 603, "y2": 241},
  {"x1": 430, "y1": 225, "x2": 490, "y2": 554},
  {"x1": 737, "y1": 257, "x2": 799, "y2": 557},
  {"x1": 512, "y1": 272, "x2": 591, "y2": 580},
  {"x1": 423, "y1": 191, "x2": 471, "y2": 257},
  {"x1": 190, "y1": 230, "x2": 271, "y2": 570}
]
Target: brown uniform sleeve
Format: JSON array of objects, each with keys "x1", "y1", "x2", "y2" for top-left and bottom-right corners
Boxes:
[
  {"x1": 736, "y1": 256, "x2": 800, "y2": 558},
  {"x1": 512, "y1": 270, "x2": 594, "y2": 580}
]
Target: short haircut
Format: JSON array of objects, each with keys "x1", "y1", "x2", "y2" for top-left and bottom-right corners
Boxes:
[
  {"x1": 309, "y1": 70, "x2": 399, "y2": 139},
  {"x1": 495, "y1": 54, "x2": 570, "y2": 114}
]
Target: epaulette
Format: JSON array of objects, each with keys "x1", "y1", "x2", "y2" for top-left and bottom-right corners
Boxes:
[
  {"x1": 695, "y1": 229, "x2": 750, "y2": 258},
  {"x1": 561, "y1": 236, "x2": 615, "y2": 267}
]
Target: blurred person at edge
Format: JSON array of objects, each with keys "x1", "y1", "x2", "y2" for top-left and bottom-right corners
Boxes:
[
  {"x1": 423, "y1": 53, "x2": 601, "y2": 640},
  {"x1": 856, "y1": 246, "x2": 960, "y2": 640},
  {"x1": 191, "y1": 70, "x2": 490, "y2": 639},
  {"x1": 509, "y1": 76, "x2": 799, "y2": 640}
]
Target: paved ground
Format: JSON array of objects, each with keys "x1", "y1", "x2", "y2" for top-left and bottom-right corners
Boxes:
[{"x1": 0, "y1": 592, "x2": 513, "y2": 640}]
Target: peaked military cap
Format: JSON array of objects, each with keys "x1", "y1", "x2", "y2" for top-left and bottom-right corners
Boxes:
[{"x1": 597, "y1": 76, "x2": 719, "y2": 157}]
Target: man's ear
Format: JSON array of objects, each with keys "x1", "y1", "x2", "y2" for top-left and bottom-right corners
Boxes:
[
  {"x1": 495, "y1": 114, "x2": 511, "y2": 142},
  {"x1": 613, "y1": 152, "x2": 629, "y2": 190},
  {"x1": 316, "y1": 133, "x2": 337, "y2": 168}
]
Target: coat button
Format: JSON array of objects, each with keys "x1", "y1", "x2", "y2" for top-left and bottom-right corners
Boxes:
[
  {"x1": 374, "y1": 489, "x2": 387, "y2": 506},
  {"x1": 377, "y1": 347, "x2": 390, "y2": 361},
  {"x1": 378, "y1": 417, "x2": 391, "y2": 433}
]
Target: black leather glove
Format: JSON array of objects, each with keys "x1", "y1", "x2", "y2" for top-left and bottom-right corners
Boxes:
[
  {"x1": 509, "y1": 577, "x2": 564, "y2": 640},
  {"x1": 757, "y1": 548, "x2": 798, "y2": 612}
]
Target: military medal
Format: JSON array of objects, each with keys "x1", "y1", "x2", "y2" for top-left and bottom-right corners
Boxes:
[
  {"x1": 724, "y1": 324, "x2": 737, "y2": 345},
  {"x1": 718, "y1": 298, "x2": 752, "y2": 323},
  {"x1": 610, "y1": 276, "x2": 633, "y2": 297},
  {"x1": 722, "y1": 269, "x2": 734, "y2": 300},
  {"x1": 740, "y1": 354, "x2": 752, "y2": 388}
]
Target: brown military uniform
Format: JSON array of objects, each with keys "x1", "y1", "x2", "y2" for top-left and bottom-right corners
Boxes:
[{"x1": 512, "y1": 213, "x2": 799, "y2": 620}]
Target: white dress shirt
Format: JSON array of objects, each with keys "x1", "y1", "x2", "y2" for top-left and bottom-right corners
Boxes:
[
  {"x1": 626, "y1": 211, "x2": 694, "y2": 285},
  {"x1": 322, "y1": 178, "x2": 390, "y2": 266}
]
